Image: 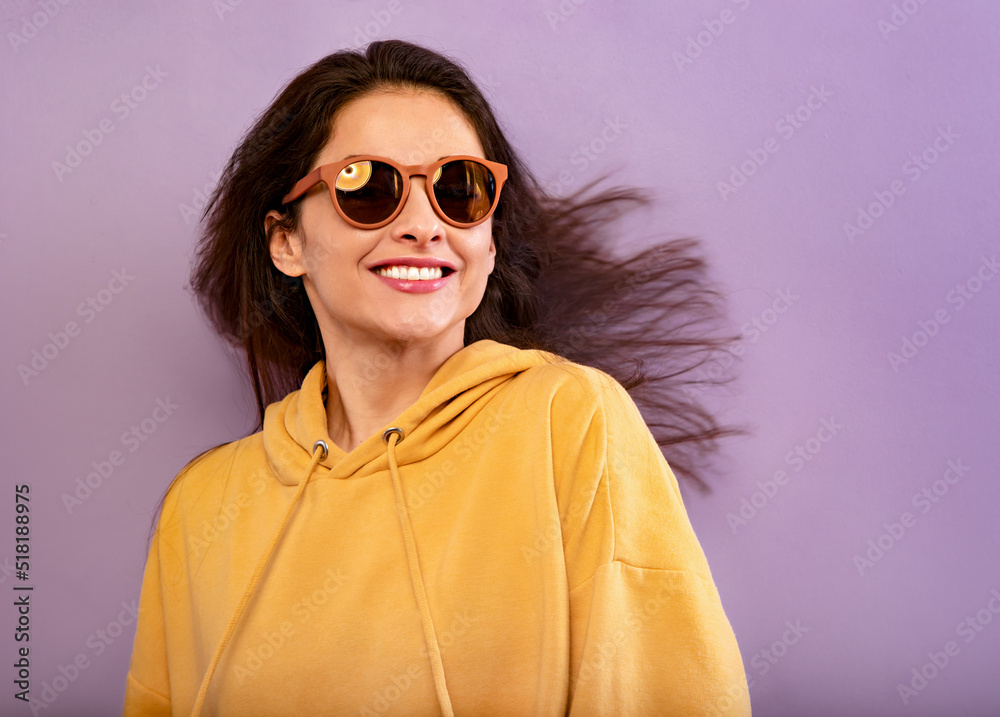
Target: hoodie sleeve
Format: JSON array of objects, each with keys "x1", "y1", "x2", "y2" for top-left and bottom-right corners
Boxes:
[
  {"x1": 122, "y1": 516, "x2": 172, "y2": 716},
  {"x1": 553, "y1": 370, "x2": 751, "y2": 716}
]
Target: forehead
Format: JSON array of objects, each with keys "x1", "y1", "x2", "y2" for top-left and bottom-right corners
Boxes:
[{"x1": 319, "y1": 90, "x2": 484, "y2": 165}]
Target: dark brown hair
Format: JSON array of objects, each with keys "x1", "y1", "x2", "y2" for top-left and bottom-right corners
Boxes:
[{"x1": 187, "y1": 39, "x2": 744, "y2": 496}]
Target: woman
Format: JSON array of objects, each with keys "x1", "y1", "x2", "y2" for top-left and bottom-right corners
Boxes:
[{"x1": 124, "y1": 40, "x2": 752, "y2": 716}]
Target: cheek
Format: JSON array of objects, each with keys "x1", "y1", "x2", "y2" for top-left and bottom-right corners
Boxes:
[
  {"x1": 302, "y1": 231, "x2": 358, "y2": 279},
  {"x1": 303, "y1": 243, "x2": 333, "y2": 278},
  {"x1": 299, "y1": 206, "x2": 356, "y2": 270},
  {"x1": 469, "y1": 227, "x2": 495, "y2": 272}
]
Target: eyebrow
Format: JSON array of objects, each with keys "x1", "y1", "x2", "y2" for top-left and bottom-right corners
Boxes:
[{"x1": 341, "y1": 154, "x2": 450, "y2": 162}]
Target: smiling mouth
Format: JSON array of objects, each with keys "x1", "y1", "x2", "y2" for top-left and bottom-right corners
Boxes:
[{"x1": 370, "y1": 265, "x2": 456, "y2": 281}]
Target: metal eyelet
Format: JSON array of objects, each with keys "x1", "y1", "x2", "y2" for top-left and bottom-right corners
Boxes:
[
  {"x1": 313, "y1": 440, "x2": 329, "y2": 460},
  {"x1": 382, "y1": 427, "x2": 405, "y2": 445}
]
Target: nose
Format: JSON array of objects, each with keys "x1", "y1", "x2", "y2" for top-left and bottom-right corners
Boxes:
[{"x1": 390, "y1": 176, "x2": 445, "y2": 245}]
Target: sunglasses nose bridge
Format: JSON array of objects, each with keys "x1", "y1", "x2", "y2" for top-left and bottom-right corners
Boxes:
[
  {"x1": 393, "y1": 172, "x2": 444, "y2": 232},
  {"x1": 403, "y1": 168, "x2": 430, "y2": 188},
  {"x1": 402, "y1": 169, "x2": 438, "y2": 206}
]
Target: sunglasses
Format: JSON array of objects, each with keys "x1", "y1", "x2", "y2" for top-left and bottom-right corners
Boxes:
[{"x1": 281, "y1": 155, "x2": 508, "y2": 229}]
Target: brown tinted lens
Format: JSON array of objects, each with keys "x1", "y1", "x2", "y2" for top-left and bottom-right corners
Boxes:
[
  {"x1": 433, "y1": 160, "x2": 496, "y2": 223},
  {"x1": 334, "y1": 161, "x2": 402, "y2": 225}
]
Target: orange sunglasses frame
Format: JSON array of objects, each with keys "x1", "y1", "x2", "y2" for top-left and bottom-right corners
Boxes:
[{"x1": 281, "y1": 155, "x2": 509, "y2": 229}]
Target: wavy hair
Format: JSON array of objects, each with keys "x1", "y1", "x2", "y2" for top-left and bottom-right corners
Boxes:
[{"x1": 187, "y1": 39, "x2": 744, "y2": 496}]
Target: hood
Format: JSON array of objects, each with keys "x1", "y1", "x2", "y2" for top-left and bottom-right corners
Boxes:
[
  {"x1": 190, "y1": 339, "x2": 562, "y2": 717},
  {"x1": 261, "y1": 338, "x2": 559, "y2": 485}
]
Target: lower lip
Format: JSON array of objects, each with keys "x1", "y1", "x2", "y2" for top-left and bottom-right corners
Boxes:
[{"x1": 370, "y1": 269, "x2": 455, "y2": 293}]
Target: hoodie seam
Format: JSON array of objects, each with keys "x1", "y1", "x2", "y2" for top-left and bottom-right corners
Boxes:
[
  {"x1": 552, "y1": 369, "x2": 615, "y2": 596},
  {"x1": 566, "y1": 460, "x2": 614, "y2": 595},
  {"x1": 125, "y1": 669, "x2": 170, "y2": 704},
  {"x1": 568, "y1": 562, "x2": 711, "y2": 595}
]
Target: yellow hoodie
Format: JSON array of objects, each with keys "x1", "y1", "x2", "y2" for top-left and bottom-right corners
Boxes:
[{"x1": 123, "y1": 339, "x2": 751, "y2": 716}]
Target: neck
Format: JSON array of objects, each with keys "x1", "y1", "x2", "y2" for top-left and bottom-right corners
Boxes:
[{"x1": 321, "y1": 325, "x2": 466, "y2": 454}]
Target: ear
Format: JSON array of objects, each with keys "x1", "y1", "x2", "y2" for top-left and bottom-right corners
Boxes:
[{"x1": 266, "y1": 209, "x2": 306, "y2": 278}]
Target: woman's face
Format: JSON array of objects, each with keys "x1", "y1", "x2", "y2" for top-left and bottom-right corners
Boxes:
[{"x1": 267, "y1": 89, "x2": 496, "y2": 351}]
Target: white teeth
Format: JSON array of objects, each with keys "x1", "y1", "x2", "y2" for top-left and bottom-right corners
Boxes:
[{"x1": 375, "y1": 265, "x2": 445, "y2": 280}]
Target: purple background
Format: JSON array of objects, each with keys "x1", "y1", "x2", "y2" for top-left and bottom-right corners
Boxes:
[{"x1": 2, "y1": 1, "x2": 999, "y2": 715}]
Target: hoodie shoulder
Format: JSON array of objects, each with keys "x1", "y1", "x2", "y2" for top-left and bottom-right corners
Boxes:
[
  {"x1": 523, "y1": 356, "x2": 656, "y2": 461},
  {"x1": 157, "y1": 432, "x2": 269, "y2": 533},
  {"x1": 522, "y1": 355, "x2": 626, "y2": 407}
]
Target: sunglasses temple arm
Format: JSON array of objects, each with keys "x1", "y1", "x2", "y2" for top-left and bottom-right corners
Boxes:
[{"x1": 282, "y1": 167, "x2": 324, "y2": 204}]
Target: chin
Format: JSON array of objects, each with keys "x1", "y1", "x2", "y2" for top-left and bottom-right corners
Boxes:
[
  {"x1": 377, "y1": 323, "x2": 452, "y2": 344},
  {"x1": 389, "y1": 314, "x2": 474, "y2": 342}
]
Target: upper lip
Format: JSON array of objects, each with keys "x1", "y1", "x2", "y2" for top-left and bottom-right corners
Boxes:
[{"x1": 367, "y1": 257, "x2": 457, "y2": 271}]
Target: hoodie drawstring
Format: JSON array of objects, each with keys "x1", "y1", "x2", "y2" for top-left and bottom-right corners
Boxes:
[
  {"x1": 384, "y1": 427, "x2": 454, "y2": 717},
  {"x1": 189, "y1": 441, "x2": 327, "y2": 717}
]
